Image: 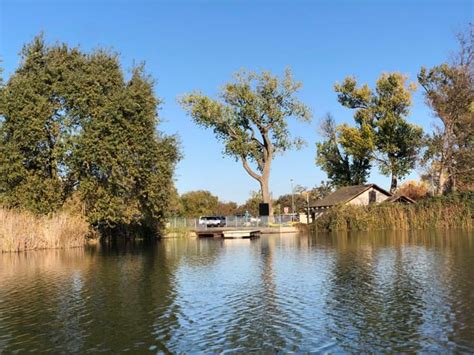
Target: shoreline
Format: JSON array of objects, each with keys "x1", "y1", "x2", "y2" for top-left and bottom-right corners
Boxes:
[{"x1": 2, "y1": 193, "x2": 472, "y2": 252}]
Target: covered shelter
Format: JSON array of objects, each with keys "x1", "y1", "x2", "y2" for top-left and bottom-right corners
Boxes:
[{"x1": 307, "y1": 184, "x2": 411, "y2": 222}]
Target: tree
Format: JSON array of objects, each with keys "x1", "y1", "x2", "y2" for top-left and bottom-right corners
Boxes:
[
  {"x1": 310, "y1": 181, "x2": 333, "y2": 200},
  {"x1": 168, "y1": 186, "x2": 184, "y2": 217},
  {"x1": 335, "y1": 73, "x2": 423, "y2": 192},
  {"x1": 275, "y1": 181, "x2": 333, "y2": 213},
  {"x1": 180, "y1": 190, "x2": 219, "y2": 217},
  {"x1": 397, "y1": 180, "x2": 428, "y2": 201},
  {"x1": 180, "y1": 69, "x2": 311, "y2": 214},
  {"x1": 418, "y1": 25, "x2": 474, "y2": 194},
  {"x1": 0, "y1": 37, "x2": 77, "y2": 213},
  {"x1": 0, "y1": 35, "x2": 180, "y2": 234},
  {"x1": 274, "y1": 193, "x2": 307, "y2": 213},
  {"x1": 216, "y1": 201, "x2": 238, "y2": 216},
  {"x1": 236, "y1": 191, "x2": 262, "y2": 216},
  {"x1": 316, "y1": 113, "x2": 373, "y2": 187}
]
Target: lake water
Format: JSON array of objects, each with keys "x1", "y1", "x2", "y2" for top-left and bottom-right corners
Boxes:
[{"x1": 0, "y1": 230, "x2": 473, "y2": 352}]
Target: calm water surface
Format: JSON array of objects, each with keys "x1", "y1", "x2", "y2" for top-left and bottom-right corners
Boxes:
[{"x1": 0, "y1": 230, "x2": 473, "y2": 353}]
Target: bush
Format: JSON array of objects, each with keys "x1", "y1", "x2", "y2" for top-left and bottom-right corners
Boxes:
[{"x1": 397, "y1": 180, "x2": 429, "y2": 201}]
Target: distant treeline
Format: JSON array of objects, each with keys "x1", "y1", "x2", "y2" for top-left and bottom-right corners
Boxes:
[{"x1": 173, "y1": 183, "x2": 333, "y2": 217}]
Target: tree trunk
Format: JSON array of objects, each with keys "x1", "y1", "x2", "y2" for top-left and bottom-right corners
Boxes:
[
  {"x1": 435, "y1": 167, "x2": 444, "y2": 196},
  {"x1": 259, "y1": 176, "x2": 272, "y2": 216},
  {"x1": 390, "y1": 174, "x2": 398, "y2": 193},
  {"x1": 444, "y1": 166, "x2": 457, "y2": 194}
]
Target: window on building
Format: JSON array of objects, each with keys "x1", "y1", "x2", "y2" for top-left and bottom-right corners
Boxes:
[{"x1": 369, "y1": 190, "x2": 376, "y2": 204}]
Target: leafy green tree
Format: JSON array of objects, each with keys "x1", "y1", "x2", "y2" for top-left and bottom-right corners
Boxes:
[
  {"x1": 180, "y1": 190, "x2": 219, "y2": 217},
  {"x1": 168, "y1": 186, "x2": 184, "y2": 217},
  {"x1": 0, "y1": 37, "x2": 75, "y2": 212},
  {"x1": 275, "y1": 181, "x2": 333, "y2": 213},
  {"x1": 180, "y1": 69, "x2": 311, "y2": 214},
  {"x1": 274, "y1": 193, "x2": 307, "y2": 213},
  {"x1": 71, "y1": 60, "x2": 179, "y2": 232},
  {"x1": 335, "y1": 73, "x2": 423, "y2": 192},
  {"x1": 316, "y1": 113, "x2": 373, "y2": 187},
  {"x1": 418, "y1": 26, "x2": 473, "y2": 193},
  {"x1": 236, "y1": 191, "x2": 262, "y2": 216},
  {"x1": 216, "y1": 201, "x2": 238, "y2": 216},
  {"x1": 310, "y1": 180, "x2": 333, "y2": 200},
  {"x1": 0, "y1": 35, "x2": 179, "y2": 234}
]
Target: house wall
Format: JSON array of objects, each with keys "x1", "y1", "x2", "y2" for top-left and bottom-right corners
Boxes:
[{"x1": 347, "y1": 187, "x2": 390, "y2": 206}]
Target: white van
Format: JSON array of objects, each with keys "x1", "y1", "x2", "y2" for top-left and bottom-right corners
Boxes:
[{"x1": 198, "y1": 216, "x2": 225, "y2": 228}]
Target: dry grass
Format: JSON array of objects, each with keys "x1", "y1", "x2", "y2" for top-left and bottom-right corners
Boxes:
[
  {"x1": 314, "y1": 193, "x2": 473, "y2": 232},
  {"x1": 0, "y1": 208, "x2": 92, "y2": 252}
]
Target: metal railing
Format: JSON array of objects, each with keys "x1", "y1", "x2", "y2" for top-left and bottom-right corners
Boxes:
[{"x1": 166, "y1": 215, "x2": 300, "y2": 230}]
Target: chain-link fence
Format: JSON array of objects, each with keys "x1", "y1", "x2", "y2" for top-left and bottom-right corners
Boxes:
[{"x1": 166, "y1": 215, "x2": 301, "y2": 230}]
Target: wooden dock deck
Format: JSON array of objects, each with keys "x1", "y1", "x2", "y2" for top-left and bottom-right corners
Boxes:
[{"x1": 195, "y1": 228, "x2": 260, "y2": 239}]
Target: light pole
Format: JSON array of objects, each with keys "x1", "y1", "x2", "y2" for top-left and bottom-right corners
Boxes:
[
  {"x1": 290, "y1": 178, "x2": 295, "y2": 221},
  {"x1": 303, "y1": 189, "x2": 310, "y2": 224}
]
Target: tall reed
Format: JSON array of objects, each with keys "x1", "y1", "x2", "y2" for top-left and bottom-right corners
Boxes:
[
  {"x1": 314, "y1": 193, "x2": 473, "y2": 232},
  {"x1": 0, "y1": 208, "x2": 91, "y2": 252}
]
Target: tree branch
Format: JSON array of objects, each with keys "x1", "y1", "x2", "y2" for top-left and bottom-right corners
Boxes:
[{"x1": 241, "y1": 156, "x2": 262, "y2": 182}]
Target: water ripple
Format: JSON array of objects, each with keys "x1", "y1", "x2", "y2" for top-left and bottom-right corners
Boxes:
[{"x1": 0, "y1": 230, "x2": 473, "y2": 352}]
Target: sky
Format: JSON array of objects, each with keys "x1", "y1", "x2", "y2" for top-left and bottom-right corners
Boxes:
[{"x1": 1, "y1": 0, "x2": 472, "y2": 203}]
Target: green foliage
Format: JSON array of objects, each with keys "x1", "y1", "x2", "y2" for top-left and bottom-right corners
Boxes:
[
  {"x1": 334, "y1": 73, "x2": 424, "y2": 191},
  {"x1": 418, "y1": 26, "x2": 473, "y2": 193},
  {"x1": 235, "y1": 190, "x2": 261, "y2": 216},
  {"x1": 314, "y1": 192, "x2": 473, "y2": 231},
  {"x1": 274, "y1": 193, "x2": 307, "y2": 213},
  {"x1": 275, "y1": 182, "x2": 333, "y2": 213},
  {"x1": 310, "y1": 181, "x2": 333, "y2": 200},
  {"x1": 216, "y1": 201, "x2": 239, "y2": 216},
  {"x1": 180, "y1": 190, "x2": 219, "y2": 217},
  {"x1": 0, "y1": 37, "x2": 75, "y2": 212},
  {"x1": 180, "y1": 68, "x2": 311, "y2": 210},
  {"x1": 316, "y1": 113, "x2": 373, "y2": 187},
  {"x1": 0, "y1": 35, "x2": 179, "y2": 233},
  {"x1": 180, "y1": 69, "x2": 311, "y2": 163}
]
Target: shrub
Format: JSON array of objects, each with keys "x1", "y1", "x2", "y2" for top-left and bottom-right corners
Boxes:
[{"x1": 397, "y1": 180, "x2": 429, "y2": 201}]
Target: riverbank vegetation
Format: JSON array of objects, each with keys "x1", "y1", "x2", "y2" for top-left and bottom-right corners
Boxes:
[
  {"x1": 0, "y1": 25, "x2": 472, "y2": 246},
  {"x1": 313, "y1": 192, "x2": 473, "y2": 232},
  {"x1": 0, "y1": 207, "x2": 91, "y2": 252},
  {"x1": 0, "y1": 35, "x2": 179, "y2": 238}
]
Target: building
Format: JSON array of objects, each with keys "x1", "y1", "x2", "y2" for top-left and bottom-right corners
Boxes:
[{"x1": 307, "y1": 184, "x2": 414, "y2": 222}]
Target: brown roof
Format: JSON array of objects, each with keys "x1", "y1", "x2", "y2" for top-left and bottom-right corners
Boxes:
[
  {"x1": 383, "y1": 194, "x2": 415, "y2": 204},
  {"x1": 311, "y1": 184, "x2": 392, "y2": 208}
]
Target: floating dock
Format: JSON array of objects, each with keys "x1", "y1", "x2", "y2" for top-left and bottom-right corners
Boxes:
[
  {"x1": 195, "y1": 229, "x2": 260, "y2": 239},
  {"x1": 223, "y1": 230, "x2": 260, "y2": 239}
]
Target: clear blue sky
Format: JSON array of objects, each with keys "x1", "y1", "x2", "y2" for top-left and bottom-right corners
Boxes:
[{"x1": 1, "y1": 0, "x2": 472, "y2": 203}]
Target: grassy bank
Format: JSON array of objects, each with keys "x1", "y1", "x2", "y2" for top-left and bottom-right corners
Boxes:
[
  {"x1": 314, "y1": 193, "x2": 473, "y2": 232},
  {"x1": 0, "y1": 208, "x2": 92, "y2": 252}
]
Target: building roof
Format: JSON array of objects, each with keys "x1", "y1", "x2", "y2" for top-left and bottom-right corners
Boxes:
[
  {"x1": 383, "y1": 194, "x2": 415, "y2": 204},
  {"x1": 310, "y1": 184, "x2": 392, "y2": 208}
]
